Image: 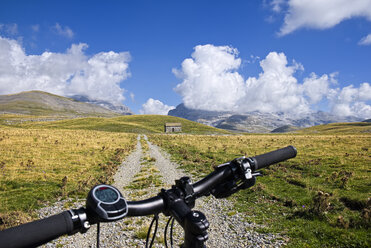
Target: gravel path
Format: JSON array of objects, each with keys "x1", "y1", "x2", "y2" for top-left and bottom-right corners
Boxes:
[
  {"x1": 39, "y1": 134, "x2": 287, "y2": 247},
  {"x1": 113, "y1": 135, "x2": 143, "y2": 191}
]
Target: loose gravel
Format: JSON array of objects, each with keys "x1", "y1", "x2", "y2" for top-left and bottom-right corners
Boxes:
[{"x1": 39, "y1": 134, "x2": 287, "y2": 247}]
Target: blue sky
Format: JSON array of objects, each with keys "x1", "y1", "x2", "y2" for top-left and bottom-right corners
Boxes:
[{"x1": 0, "y1": 0, "x2": 370, "y2": 118}]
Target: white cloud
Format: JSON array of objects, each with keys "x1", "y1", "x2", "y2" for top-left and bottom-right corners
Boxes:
[
  {"x1": 330, "y1": 83, "x2": 371, "y2": 118},
  {"x1": 270, "y1": 0, "x2": 286, "y2": 13},
  {"x1": 359, "y1": 33, "x2": 371, "y2": 45},
  {"x1": 174, "y1": 44, "x2": 371, "y2": 119},
  {"x1": 302, "y1": 73, "x2": 333, "y2": 104},
  {"x1": 278, "y1": 0, "x2": 371, "y2": 36},
  {"x1": 53, "y1": 23, "x2": 74, "y2": 38},
  {"x1": 0, "y1": 36, "x2": 131, "y2": 104},
  {"x1": 173, "y1": 44, "x2": 246, "y2": 111},
  {"x1": 140, "y1": 98, "x2": 175, "y2": 115},
  {"x1": 240, "y1": 52, "x2": 310, "y2": 115}
]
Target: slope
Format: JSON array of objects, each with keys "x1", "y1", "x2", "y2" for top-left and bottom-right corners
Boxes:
[
  {"x1": 0, "y1": 91, "x2": 120, "y2": 117},
  {"x1": 297, "y1": 122, "x2": 371, "y2": 134}
]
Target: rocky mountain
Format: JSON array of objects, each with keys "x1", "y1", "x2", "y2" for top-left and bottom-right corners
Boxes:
[
  {"x1": 69, "y1": 95, "x2": 133, "y2": 115},
  {"x1": 168, "y1": 103, "x2": 231, "y2": 126},
  {"x1": 0, "y1": 91, "x2": 121, "y2": 117},
  {"x1": 168, "y1": 103, "x2": 364, "y2": 133}
]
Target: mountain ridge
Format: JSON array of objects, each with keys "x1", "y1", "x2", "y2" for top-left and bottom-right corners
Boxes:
[
  {"x1": 168, "y1": 103, "x2": 365, "y2": 133},
  {"x1": 69, "y1": 95, "x2": 133, "y2": 115}
]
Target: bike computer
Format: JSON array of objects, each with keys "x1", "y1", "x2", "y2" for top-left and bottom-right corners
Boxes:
[{"x1": 86, "y1": 184, "x2": 128, "y2": 223}]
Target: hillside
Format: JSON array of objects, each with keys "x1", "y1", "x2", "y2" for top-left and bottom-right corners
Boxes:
[
  {"x1": 271, "y1": 125, "x2": 301, "y2": 133},
  {"x1": 297, "y1": 122, "x2": 371, "y2": 134},
  {"x1": 0, "y1": 91, "x2": 121, "y2": 117},
  {"x1": 11, "y1": 115, "x2": 231, "y2": 135}
]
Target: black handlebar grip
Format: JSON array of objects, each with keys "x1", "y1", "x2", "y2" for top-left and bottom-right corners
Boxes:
[
  {"x1": 0, "y1": 211, "x2": 73, "y2": 248},
  {"x1": 251, "y1": 146, "x2": 297, "y2": 170}
]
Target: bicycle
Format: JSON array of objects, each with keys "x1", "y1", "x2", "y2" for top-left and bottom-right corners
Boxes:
[{"x1": 0, "y1": 146, "x2": 297, "y2": 248}]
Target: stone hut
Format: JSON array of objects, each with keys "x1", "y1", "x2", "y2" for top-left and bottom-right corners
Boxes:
[{"x1": 164, "y1": 123, "x2": 182, "y2": 133}]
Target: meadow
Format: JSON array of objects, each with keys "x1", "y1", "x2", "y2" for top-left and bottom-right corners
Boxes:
[
  {"x1": 0, "y1": 125, "x2": 136, "y2": 229},
  {"x1": 6, "y1": 114, "x2": 230, "y2": 135},
  {"x1": 149, "y1": 133, "x2": 371, "y2": 247},
  {"x1": 0, "y1": 114, "x2": 225, "y2": 229},
  {"x1": 0, "y1": 115, "x2": 370, "y2": 247}
]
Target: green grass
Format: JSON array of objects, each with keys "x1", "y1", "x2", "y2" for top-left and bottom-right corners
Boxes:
[
  {"x1": 298, "y1": 122, "x2": 371, "y2": 134},
  {"x1": 3, "y1": 114, "x2": 230, "y2": 135},
  {"x1": 148, "y1": 134, "x2": 371, "y2": 247}
]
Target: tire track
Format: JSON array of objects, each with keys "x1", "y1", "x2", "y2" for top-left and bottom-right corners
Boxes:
[{"x1": 39, "y1": 134, "x2": 286, "y2": 247}]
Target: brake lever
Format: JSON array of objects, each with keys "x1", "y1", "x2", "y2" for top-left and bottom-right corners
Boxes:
[{"x1": 252, "y1": 172, "x2": 262, "y2": 177}]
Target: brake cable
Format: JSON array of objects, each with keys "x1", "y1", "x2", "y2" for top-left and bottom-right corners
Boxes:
[
  {"x1": 164, "y1": 216, "x2": 176, "y2": 248},
  {"x1": 96, "y1": 222, "x2": 100, "y2": 248},
  {"x1": 146, "y1": 214, "x2": 159, "y2": 248},
  {"x1": 170, "y1": 217, "x2": 175, "y2": 247}
]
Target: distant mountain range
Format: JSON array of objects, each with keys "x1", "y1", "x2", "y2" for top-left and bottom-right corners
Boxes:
[
  {"x1": 168, "y1": 103, "x2": 365, "y2": 133},
  {"x1": 0, "y1": 91, "x2": 131, "y2": 117},
  {"x1": 69, "y1": 95, "x2": 132, "y2": 115},
  {"x1": 1, "y1": 91, "x2": 367, "y2": 133}
]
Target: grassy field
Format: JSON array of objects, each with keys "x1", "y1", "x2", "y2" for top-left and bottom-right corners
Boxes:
[
  {"x1": 0, "y1": 114, "x2": 226, "y2": 229},
  {"x1": 0, "y1": 114, "x2": 370, "y2": 247},
  {"x1": 298, "y1": 122, "x2": 371, "y2": 134},
  {"x1": 0, "y1": 125, "x2": 136, "y2": 229},
  {"x1": 2, "y1": 114, "x2": 230, "y2": 135},
  {"x1": 149, "y1": 133, "x2": 371, "y2": 247}
]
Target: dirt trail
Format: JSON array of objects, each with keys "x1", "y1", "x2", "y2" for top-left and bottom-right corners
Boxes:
[
  {"x1": 113, "y1": 135, "x2": 143, "y2": 191},
  {"x1": 40, "y1": 134, "x2": 286, "y2": 247}
]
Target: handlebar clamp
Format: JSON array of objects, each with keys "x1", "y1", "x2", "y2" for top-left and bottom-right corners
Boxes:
[
  {"x1": 211, "y1": 157, "x2": 257, "y2": 198},
  {"x1": 175, "y1": 177, "x2": 195, "y2": 208},
  {"x1": 241, "y1": 157, "x2": 253, "y2": 179},
  {"x1": 68, "y1": 208, "x2": 90, "y2": 234}
]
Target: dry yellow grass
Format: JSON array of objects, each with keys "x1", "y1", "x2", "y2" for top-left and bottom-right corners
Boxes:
[{"x1": 0, "y1": 126, "x2": 136, "y2": 229}]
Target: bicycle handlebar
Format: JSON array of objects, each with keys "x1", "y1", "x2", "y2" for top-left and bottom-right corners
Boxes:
[
  {"x1": 0, "y1": 211, "x2": 73, "y2": 248},
  {"x1": 251, "y1": 145, "x2": 297, "y2": 170},
  {"x1": 0, "y1": 146, "x2": 297, "y2": 248},
  {"x1": 127, "y1": 145, "x2": 297, "y2": 216},
  {"x1": 126, "y1": 167, "x2": 232, "y2": 217}
]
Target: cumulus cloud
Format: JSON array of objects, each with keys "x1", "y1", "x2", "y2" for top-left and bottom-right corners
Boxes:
[
  {"x1": 140, "y1": 98, "x2": 175, "y2": 115},
  {"x1": 240, "y1": 52, "x2": 310, "y2": 115},
  {"x1": 53, "y1": 23, "x2": 74, "y2": 38},
  {"x1": 302, "y1": 73, "x2": 335, "y2": 104},
  {"x1": 0, "y1": 36, "x2": 130, "y2": 104},
  {"x1": 359, "y1": 33, "x2": 371, "y2": 45},
  {"x1": 278, "y1": 0, "x2": 371, "y2": 36},
  {"x1": 330, "y1": 83, "x2": 371, "y2": 118},
  {"x1": 173, "y1": 44, "x2": 245, "y2": 111},
  {"x1": 174, "y1": 44, "x2": 371, "y2": 118}
]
